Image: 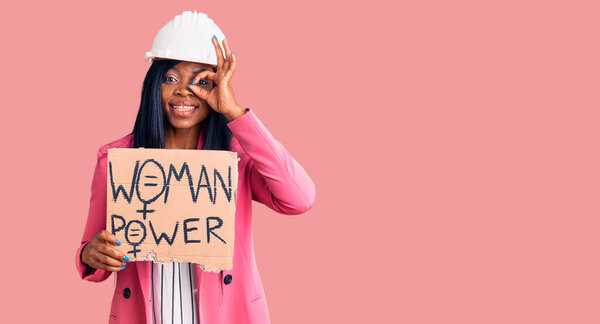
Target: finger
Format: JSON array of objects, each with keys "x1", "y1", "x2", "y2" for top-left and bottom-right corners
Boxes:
[
  {"x1": 222, "y1": 39, "x2": 237, "y2": 82},
  {"x1": 212, "y1": 35, "x2": 224, "y2": 73},
  {"x1": 223, "y1": 39, "x2": 235, "y2": 80},
  {"x1": 92, "y1": 253, "x2": 126, "y2": 272},
  {"x1": 94, "y1": 251, "x2": 125, "y2": 269},
  {"x1": 220, "y1": 39, "x2": 231, "y2": 74},
  {"x1": 191, "y1": 70, "x2": 216, "y2": 86},
  {"x1": 188, "y1": 84, "x2": 211, "y2": 101},
  {"x1": 97, "y1": 261, "x2": 125, "y2": 272},
  {"x1": 100, "y1": 230, "x2": 120, "y2": 246},
  {"x1": 99, "y1": 243, "x2": 128, "y2": 262}
]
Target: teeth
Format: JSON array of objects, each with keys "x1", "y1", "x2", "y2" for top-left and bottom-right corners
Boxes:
[{"x1": 172, "y1": 105, "x2": 196, "y2": 111}]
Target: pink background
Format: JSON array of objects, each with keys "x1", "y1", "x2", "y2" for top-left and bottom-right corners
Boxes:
[{"x1": 1, "y1": 0, "x2": 599, "y2": 323}]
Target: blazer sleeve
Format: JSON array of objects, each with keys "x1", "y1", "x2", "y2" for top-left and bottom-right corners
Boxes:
[
  {"x1": 227, "y1": 108, "x2": 316, "y2": 215},
  {"x1": 74, "y1": 147, "x2": 112, "y2": 282}
]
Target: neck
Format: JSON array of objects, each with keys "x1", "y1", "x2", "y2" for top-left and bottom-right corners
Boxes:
[{"x1": 164, "y1": 124, "x2": 201, "y2": 149}]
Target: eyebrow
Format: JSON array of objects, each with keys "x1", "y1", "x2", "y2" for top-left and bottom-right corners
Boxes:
[{"x1": 171, "y1": 67, "x2": 208, "y2": 74}]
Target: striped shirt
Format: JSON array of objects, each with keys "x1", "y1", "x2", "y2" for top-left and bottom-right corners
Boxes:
[{"x1": 151, "y1": 262, "x2": 199, "y2": 324}]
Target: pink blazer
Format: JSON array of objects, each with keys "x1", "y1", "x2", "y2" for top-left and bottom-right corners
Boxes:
[{"x1": 75, "y1": 108, "x2": 316, "y2": 323}]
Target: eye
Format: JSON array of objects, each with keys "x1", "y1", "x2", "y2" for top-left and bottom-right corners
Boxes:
[
  {"x1": 164, "y1": 76, "x2": 177, "y2": 83},
  {"x1": 197, "y1": 79, "x2": 208, "y2": 85}
]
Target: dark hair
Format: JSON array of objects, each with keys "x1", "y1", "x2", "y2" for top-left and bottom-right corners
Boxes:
[{"x1": 131, "y1": 59, "x2": 232, "y2": 151}]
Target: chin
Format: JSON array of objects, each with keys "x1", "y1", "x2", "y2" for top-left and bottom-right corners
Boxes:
[{"x1": 168, "y1": 119, "x2": 203, "y2": 130}]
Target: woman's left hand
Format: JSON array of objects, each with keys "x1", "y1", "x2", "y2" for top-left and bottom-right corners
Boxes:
[{"x1": 188, "y1": 37, "x2": 246, "y2": 122}]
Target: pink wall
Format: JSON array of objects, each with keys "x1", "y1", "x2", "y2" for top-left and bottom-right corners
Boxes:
[{"x1": 2, "y1": 0, "x2": 599, "y2": 323}]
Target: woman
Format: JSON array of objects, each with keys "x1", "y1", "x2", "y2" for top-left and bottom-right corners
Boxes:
[{"x1": 75, "y1": 11, "x2": 316, "y2": 324}]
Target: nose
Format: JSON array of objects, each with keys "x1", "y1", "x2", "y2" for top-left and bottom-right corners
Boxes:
[{"x1": 175, "y1": 82, "x2": 194, "y2": 96}]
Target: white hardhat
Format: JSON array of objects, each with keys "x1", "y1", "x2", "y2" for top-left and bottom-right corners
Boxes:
[{"x1": 145, "y1": 11, "x2": 227, "y2": 66}]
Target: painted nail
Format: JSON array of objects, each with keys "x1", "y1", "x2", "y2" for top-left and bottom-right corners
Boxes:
[
  {"x1": 116, "y1": 240, "x2": 121, "y2": 246},
  {"x1": 213, "y1": 35, "x2": 217, "y2": 41},
  {"x1": 124, "y1": 256, "x2": 130, "y2": 262},
  {"x1": 233, "y1": 51, "x2": 236, "y2": 56},
  {"x1": 121, "y1": 265, "x2": 126, "y2": 270}
]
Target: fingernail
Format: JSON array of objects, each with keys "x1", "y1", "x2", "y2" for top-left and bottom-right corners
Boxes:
[
  {"x1": 121, "y1": 265, "x2": 126, "y2": 270},
  {"x1": 233, "y1": 51, "x2": 236, "y2": 56},
  {"x1": 124, "y1": 256, "x2": 130, "y2": 262},
  {"x1": 213, "y1": 35, "x2": 217, "y2": 41},
  {"x1": 116, "y1": 241, "x2": 121, "y2": 246}
]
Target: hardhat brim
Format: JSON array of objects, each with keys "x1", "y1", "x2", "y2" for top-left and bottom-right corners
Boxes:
[{"x1": 145, "y1": 53, "x2": 218, "y2": 68}]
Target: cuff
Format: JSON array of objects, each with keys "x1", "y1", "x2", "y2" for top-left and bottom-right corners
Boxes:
[
  {"x1": 76, "y1": 242, "x2": 97, "y2": 280},
  {"x1": 226, "y1": 107, "x2": 252, "y2": 126}
]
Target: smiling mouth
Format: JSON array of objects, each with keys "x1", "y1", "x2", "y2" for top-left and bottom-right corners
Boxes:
[{"x1": 170, "y1": 104, "x2": 198, "y2": 111}]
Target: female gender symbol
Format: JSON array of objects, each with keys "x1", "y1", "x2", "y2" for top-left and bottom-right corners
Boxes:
[
  {"x1": 125, "y1": 220, "x2": 147, "y2": 257},
  {"x1": 135, "y1": 159, "x2": 167, "y2": 220}
]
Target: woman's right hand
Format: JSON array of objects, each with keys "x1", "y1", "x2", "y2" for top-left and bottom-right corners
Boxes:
[{"x1": 81, "y1": 230, "x2": 129, "y2": 272}]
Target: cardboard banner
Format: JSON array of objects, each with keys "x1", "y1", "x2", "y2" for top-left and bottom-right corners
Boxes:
[{"x1": 106, "y1": 148, "x2": 238, "y2": 272}]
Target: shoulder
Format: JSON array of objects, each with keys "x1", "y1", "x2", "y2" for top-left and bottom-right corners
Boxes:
[{"x1": 96, "y1": 134, "x2": 134, "y2": 161}]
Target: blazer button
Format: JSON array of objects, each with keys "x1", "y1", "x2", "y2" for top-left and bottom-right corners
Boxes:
[
  {"x1": 224, "y1": 274, "x2": 232, "y2": 285},
  {"x1": 123, "y1": 288, "x2": 131, "y2": 299}
]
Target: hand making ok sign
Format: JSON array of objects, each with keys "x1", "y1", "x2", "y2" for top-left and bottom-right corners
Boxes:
[{"x1": 188, "y1": 36, "x2": 246, "y2": 122}]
